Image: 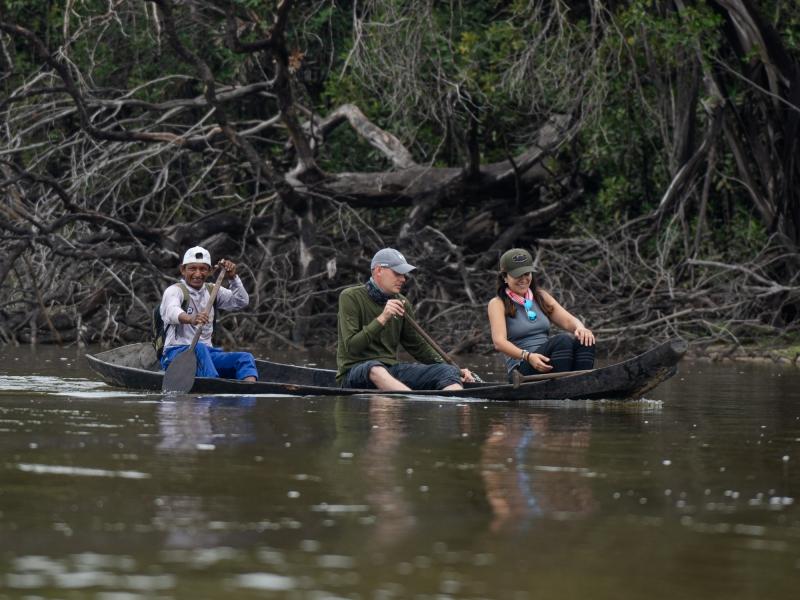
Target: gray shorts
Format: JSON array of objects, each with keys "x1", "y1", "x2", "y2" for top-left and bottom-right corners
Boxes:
[{"x1": 343, "y1": 360, "x2": 461, "y2": 390}]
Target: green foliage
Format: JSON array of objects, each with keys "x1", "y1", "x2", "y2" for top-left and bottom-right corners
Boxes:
[
  {"x1": 323, "y1": 1, "x2": 595, "y2": 167},
  {"x1": 618, "y1": 0, "x2": 723, "y2": 60},
  {"x1": 780, "y1": 12, "x2": 800, "y2": 51},
  {"x1": 577, "y1": 2, "x2": 719, "y2": 221},
  {"x1": 232, "y1": 0, "x2": 277, "y2": 9},
  {"x1": 316, "y1": 123, "x2": 393, "y2": 173},
  {"x1": 716, "y1": 205, "x2": 769, "y2": 257},
  {"x1": 2, "y1": 0, "x2": 796, "y2": 259}
]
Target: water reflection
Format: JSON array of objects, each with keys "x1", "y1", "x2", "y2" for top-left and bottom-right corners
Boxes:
[
  {"x1": 359, "y1": 396, "x2": 416, "y2": 549},
  {"x1": 156, "y1": 395, "x2": 258, "y2": 453},
  {"x1": 3, "y1": 351, "x2": 799, "y2": 599},
  {"x1": 481, "y1": 412, "x2": 596, "y2": 531},
  {"x1": 154, "y1": 396, "x2": 260, "y2": 552},
  {"x1": 333, "y1": 396, "x2": 599, "y2": 547}
]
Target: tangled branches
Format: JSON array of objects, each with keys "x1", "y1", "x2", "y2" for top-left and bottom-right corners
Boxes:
[{"x1": 0, "y1": 1, "x2": 798, "y2": 358}]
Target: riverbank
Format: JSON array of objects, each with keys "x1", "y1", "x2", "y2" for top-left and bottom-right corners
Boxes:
[{"x1": 688, "y1": 343, "x2": 800, "y2": 366}]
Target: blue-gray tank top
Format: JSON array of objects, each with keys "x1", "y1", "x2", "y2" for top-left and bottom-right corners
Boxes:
[{"x1": 504, "y1": 297, "x2": 551, "y2": 373}]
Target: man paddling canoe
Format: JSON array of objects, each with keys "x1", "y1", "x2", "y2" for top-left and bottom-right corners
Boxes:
[
  {"x1": 336, "y1": 248, "x2": 474, "y2": 391},
  {"x1": 159, "y1": 246, "x2": 258, "y2": 382}
]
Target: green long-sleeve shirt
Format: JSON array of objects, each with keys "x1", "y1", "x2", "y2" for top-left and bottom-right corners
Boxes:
[{"x1": 336, "y1": 284, "x2": 443, "y2": 383}]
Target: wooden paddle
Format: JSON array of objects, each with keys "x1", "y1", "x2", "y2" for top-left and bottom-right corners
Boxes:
[
  {"x1": 402, "y1": 309, "x2": 484, "y2": 383},
  {"x1": 162, "y1": 267, "x2": 227, "y2": 393},
  {"x1": 511, "y1": 368, "x2": 593, "y2": 389}
]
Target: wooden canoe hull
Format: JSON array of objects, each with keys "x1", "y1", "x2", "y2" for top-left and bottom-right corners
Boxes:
[{"x1": 85, "y1": 339, "x2": 687, "y2": 401}]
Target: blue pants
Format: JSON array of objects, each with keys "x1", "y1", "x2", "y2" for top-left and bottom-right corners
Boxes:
[
  {"x1": 161, "y1": 345, "x2": 258, "y2": 381},
  {"x1": 343, "y1": 360, "x2": 461, "y2": 390}
]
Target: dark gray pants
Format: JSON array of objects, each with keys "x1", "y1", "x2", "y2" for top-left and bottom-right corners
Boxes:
[
  {"x1": 514, "y1": 333, "x2": 595, "y2": 380},
  {"x1": 343, "y1": 360, "x2": 462, "y2": 390}
]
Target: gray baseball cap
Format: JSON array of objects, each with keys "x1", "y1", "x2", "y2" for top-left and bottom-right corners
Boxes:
[{"x1": 370, "y1": 248, "x2": 416, "y2": 274}]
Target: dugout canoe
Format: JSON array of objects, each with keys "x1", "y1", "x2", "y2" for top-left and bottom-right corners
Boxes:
[{"x1": 85, "y1": 338, "x2": 687, "y2": 401}]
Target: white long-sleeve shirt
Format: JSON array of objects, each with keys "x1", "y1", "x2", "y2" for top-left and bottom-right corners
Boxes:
[{"x1": 160, "y1": 276, "x2": 249, "y2": 348}]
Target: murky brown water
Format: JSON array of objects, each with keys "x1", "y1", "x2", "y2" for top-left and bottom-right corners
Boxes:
[{"x1": 1, "y1": 345, "x2": 799, "y2": 599}]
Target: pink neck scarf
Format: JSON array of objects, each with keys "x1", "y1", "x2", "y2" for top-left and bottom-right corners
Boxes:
[{"x1": 505, "y1": 288, "x2": 532, "y2": 306}]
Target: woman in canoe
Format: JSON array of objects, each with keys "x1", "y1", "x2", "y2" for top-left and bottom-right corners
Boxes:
[{"x1": 488, "y1": 248, "x2": 596, "y2": 381}]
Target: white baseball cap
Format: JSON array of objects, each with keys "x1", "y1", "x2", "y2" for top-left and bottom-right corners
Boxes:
[{"x1": 182, "y1": 246, "x2": 211, "y2": 266}]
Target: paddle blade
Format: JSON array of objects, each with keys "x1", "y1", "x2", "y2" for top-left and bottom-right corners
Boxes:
[
  {"x1": 512, "y1": 369, "x2": 523, "y2": 389},
  {"x1": 162, "y1": 348, "x2": 198, "y2": 393}
]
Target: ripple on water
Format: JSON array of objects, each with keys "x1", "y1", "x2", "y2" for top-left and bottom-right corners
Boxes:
[
  {"x1": 232, "y1": 572, "x2": 297, "y2": 591},
  {"x1": 14, "y1": 463, "x2": 151, "y2": 479},
  {"x1": 0, "y1": 375, "x2": 150, "y2": 398},
  {"x1": 6, "y1": 554, "x2": 175, "y2": 592}
]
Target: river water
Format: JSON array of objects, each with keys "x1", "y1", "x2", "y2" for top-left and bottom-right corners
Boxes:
[{"x1": 0, "y1": 345, "x2": 798, "y2": 599}]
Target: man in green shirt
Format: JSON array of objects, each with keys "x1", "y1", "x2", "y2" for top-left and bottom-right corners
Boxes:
[{"x1": 336, "y1": 248, "x2": 475, "y2": 391}]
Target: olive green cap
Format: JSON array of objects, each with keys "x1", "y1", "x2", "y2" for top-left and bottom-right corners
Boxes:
[{"x1": 499, "y1": 248, "x2": 534, "y2": 277}]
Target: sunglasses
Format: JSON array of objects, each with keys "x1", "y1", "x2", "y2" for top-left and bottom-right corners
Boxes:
[{"x1": 523, "y1": 298, "x2": 537, "y2": 321}]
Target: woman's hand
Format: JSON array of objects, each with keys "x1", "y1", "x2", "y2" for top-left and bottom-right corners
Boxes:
[
  {"x1": 526, "y1": 352, "x2": 552, "y2": 373},
  {"x1": 574, "y1": 325, "x2": 595, "y2": 346}
]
